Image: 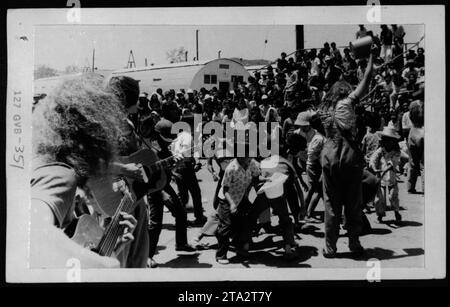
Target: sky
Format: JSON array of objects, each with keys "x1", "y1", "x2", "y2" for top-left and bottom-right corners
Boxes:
[{"x1": 35, "y1": 24, "x2": 424, "y2": 71}]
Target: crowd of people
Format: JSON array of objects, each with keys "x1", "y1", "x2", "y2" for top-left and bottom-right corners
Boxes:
[{"x1": 31, "y1": 24, "x2": 424, "y2": 268}]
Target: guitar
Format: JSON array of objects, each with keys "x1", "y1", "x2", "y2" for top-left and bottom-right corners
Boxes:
[
  {"x1": 71, "y1": 148, "x2": 199, "y2": 256},
  {"x1": 71, "y1": 180, "x2": 135, "y2": 257},
  {"x1": 87, "y1": 127, "x2": 213, "y2": 217},
  {"x1": 86, "y1": 148, "x2": 179, "y2": 217}
]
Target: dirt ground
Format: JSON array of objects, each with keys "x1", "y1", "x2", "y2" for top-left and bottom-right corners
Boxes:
[{"x1": 151, "y1": 165, "x2": 424, "y2": 269}]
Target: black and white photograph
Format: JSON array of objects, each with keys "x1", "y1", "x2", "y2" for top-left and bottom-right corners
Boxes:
[{"x1": 4, "y1": 5, "x2": 446, "y2": 284}]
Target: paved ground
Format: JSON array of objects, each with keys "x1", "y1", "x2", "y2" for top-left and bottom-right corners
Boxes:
[{"x1": 150, "y1": 163, "x2": 424, "y2": 269}]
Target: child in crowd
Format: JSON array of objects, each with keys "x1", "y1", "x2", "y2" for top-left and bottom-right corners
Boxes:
[
  {"x1": 369, "y1": 126, "x2": 402, "y2": 223},
  {"x1": 215, "y1": 154, "x2": 263, "y2": 264}
]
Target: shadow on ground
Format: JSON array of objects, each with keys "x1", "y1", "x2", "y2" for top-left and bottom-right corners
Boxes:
[
  {"x1": 299, "y1": 225, "x2": 324, "y2": 238},
  {"x1": 360, "y1": 227, "x2": 392, "y2": 236},
  {"x1": 228, "y1": 246, "x2": 317, "y2": 268},
  {"x1": 162, "y1": 223, "x2": 177, "y2": 231},
  {"x1": 250, "y1": 235, "x2": 285, "y2": 250},
  {"x1": 158, "y1": 253, "x2": 213, "y2": 268},
  {"x1": 384, "y1": 220, "x2": 423, "y2": 228}
]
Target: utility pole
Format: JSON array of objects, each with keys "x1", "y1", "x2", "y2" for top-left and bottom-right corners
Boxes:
[
  {"x1": 295, "y1": 25, "x2": 304, "y2": 61},
  {"x1": 92, "y1": 48, "x2": 95, "y2": 72},
  {"x1": 127, "y1": 50, "x2": 136, "y2": 68},
  {"x1": 185, "y1": 51, "x2": 188, "y2": 62},
  {"x1": 145, "y1": 57, "x2": 148, "y2": 66},
  {"x1": 196, "y1": 30, "x2": 199, "y2": 61}
]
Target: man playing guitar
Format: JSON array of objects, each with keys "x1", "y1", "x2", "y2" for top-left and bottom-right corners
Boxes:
[
  {"x1": 143, "y1": 117, "x2": 197, "y2": 268},
  {"x1": 31, "y1": 74, "x2": 140, "y2": 268}
]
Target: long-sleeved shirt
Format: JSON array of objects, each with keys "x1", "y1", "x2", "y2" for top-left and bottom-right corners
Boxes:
[
  {"x1": 402, "y1": 112, "x2": 413, "y2": 130},
  {"x1": 369, "y1": 147, "x2": 400, "y2": 186},
  {"x1": 306, "y1": 131, "x2": 326, "y2": 182}
]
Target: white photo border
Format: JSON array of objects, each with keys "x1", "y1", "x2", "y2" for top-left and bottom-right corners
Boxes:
[{"x1": 6, "y1": 5, "x2": 446, "y2": 282}]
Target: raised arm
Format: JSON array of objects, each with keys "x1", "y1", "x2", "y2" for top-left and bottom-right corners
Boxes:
[{"x1": 350, "y1": 51, "x2": 375, "y2": 100}]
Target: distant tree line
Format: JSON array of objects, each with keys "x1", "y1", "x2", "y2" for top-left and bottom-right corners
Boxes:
[{"x1": 34, "y1": 64, "x2": 83, "y2": 79}]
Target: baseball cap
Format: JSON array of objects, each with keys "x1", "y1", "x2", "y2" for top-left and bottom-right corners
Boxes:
[{"x1": 154, "y1": 118, "x2": 175, "y2": 143}]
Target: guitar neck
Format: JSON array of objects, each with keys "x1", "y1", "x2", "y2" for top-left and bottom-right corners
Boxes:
[
  {"x1": 148, "y1": 155, "x2": 178, "y2": 173},
  {"x1": 96, "y1": 191, "x2": 134, "y2": 257}
]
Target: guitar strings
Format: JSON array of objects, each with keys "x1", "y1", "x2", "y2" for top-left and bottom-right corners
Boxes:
[
  {"x1": 98, "y1": 191, "x2": 128, "y2": 256},
  {"x1": 103, "y1": 193, "x2": 133, "y2": 256},
  {"x1": 107, "y1": 193, "x2": 134, "y2": 255},
  {"x1": 100, "y1": 191, "x2": 134, "y2": 256}
]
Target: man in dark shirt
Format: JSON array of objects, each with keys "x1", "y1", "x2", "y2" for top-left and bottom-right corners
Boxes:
[
  {"x1": 356, "y1": 24, "x2": 367, "y2": 39},
  {"x1": 391, "y1": 24, "x2": 406, "y2": 46},
  {"x1": 324, "y1": 56, "x2": 343, "y2": 88},
  {"x1": 277, "y1": 52, "x2": 289, "y2": 73}
]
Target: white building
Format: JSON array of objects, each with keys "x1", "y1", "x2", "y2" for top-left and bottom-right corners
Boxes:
[{"x1": 109, "y1": 58, "x2": 251, "y2": 94}]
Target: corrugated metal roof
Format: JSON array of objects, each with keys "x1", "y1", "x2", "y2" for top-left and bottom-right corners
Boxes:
[{"x1": 111, "y1": 58, "x2": 244, "y2": 74}]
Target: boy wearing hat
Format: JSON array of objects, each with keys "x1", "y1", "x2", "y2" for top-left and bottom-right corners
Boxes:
[
  {"x1": 294, "y1": 111, "x2": 326, "y2": 223},
  {"x1": 215, "y1": 138, "x2": 263, "y2": 264},
  {"x1": 369, "y1": 126, "x2": 402, "y2": 223}
]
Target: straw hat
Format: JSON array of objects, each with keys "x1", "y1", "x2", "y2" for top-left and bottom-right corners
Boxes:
[
  {"x1": 379, "y1": 125, "x2": 401, "y2": 139},
  {"x1": 295, "y1": 111, "x2": 311, "y2": 126}
]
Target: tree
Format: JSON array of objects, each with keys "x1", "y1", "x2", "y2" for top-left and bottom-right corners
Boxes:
[
  {"x1": 166, "y1": 47, "x2": 188, "y2": 63},
  {"x1": 64, "y1": 65, "x2": 81, "y2": 74},
  {"x1": 34, "y1": 65, "x2": 58, "y2": 79}
]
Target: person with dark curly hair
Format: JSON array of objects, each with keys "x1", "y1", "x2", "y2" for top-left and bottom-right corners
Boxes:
[{"x1": 31, "y1": 74, "x2": 138, "y2": 268}]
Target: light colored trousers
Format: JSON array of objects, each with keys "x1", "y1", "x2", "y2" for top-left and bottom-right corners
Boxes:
[{"x1": 374, "y1": 184, "x2": 399, "y2": 217}]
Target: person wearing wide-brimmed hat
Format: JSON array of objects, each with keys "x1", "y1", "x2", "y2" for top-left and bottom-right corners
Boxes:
[
  {"x1": 145, "y1": 118, "x2": 197, "y2": 268},
  {"x1": 293, "y1": 111, "x2": 326, "y2": 224},
  {"x1": 369, "y1": 125, "x2": 402, "y2": 223}
]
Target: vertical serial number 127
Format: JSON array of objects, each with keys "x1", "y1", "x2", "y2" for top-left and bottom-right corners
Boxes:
[{"x1": 11, "y1": 91, "x2": 24, "y2": 170}]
